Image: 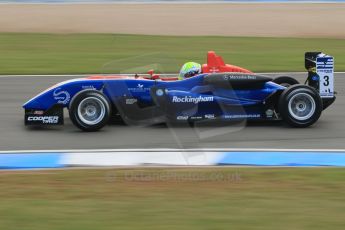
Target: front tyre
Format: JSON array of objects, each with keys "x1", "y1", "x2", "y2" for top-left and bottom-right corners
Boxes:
[
  {"x1": 69, "y1": 90, "x2": 111, "y2": 131},
  {"x1": 278, "y1": 84, "x2": 322, "y2": 128}
]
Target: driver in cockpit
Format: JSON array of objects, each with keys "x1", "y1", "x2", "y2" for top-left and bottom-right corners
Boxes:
[{"x1": 178, "y1": 62, "x2": 202, "y2": 80}]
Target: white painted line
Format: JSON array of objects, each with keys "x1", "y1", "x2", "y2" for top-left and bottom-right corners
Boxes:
[
  {"x1": 0, "y1": 1, "x2": 343, "y2": 5},
  {"x1": 1, "y1": 148, "x2": 345, "y2": 154}
]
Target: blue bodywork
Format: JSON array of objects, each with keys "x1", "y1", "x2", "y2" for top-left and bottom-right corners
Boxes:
[{"x1": 23, "y1": 73, "x2": 286, "y2": 124}]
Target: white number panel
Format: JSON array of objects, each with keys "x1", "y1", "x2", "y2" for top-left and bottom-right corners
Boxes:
[{"x1": 316, "y1": 56, "x2": 334, "y2": 98}]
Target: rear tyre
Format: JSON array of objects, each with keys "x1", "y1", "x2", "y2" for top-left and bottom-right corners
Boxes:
[
  {"x1": 69, "y1": 90, "x2": 111, "y2": 131},
  {"x1": 273, "y1": 76, "x2": 299, "y2": 87},
  {"x1": 278, "y1": 84, "x2": 322, "y2": 128}
]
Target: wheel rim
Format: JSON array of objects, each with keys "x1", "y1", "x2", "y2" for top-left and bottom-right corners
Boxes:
[
  {"x1": 77, "y1": 97, "x2": 106, "y2": 125},
  {"x1": 288, "y1": 92, "x2": 316, "y2": 121}
]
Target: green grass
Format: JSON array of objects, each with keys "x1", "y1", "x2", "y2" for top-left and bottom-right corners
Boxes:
[
  {"x1": 0, "y1": 168, "x2": 345, "y2": 230},
  {"x1": 0, "y1": 33, "x2": 344, "y2": 74}
]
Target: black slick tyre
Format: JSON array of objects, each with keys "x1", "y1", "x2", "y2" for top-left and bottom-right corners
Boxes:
[
  {"x1": 69, "y1": 90, "x2": 111, "y2": 131},
  {"x1": 273, "y1": 76, "x2": 299, "y2": 87},
  {"x1": 278, "y1": 84, "x2": 322, "y2": 128}
]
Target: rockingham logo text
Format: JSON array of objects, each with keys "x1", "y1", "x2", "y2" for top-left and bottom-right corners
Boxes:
[{"x1": 172, "y1": 96, "x2": 214, "y2": 104}]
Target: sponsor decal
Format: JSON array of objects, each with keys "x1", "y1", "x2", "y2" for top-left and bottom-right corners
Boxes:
[
  {"x1": 265, "y1": 109, "x2": 274, "y2": 118},
  {"x1": 128, "y1": 83, "x2": 150, "y2": 92},
  {"x1": 156, "y1": 89, "x2": 164, "y2": 97},
  {"x1": 312, "y1": 76, "x2": 319, "y2": 81},
  {"x1": 177, "y1": 115, "x2": 188, "y2": 120},
  {"x1": 224, "y1": 114, "x2": 261, "y2": 119},
  {"x1": 190, "y1": 116, "x2": 202, "y2": 120},
  {"x1": 205, "y1": 114, "x2": 215, "y2": 119},
  {"x1": 125, "y1": 98, "x2": 137, "y2": 105},
  {"x1": 316, "y1": 57, "x2": 334, "y2": 69},
  {"x1": 172, "y1": 96, "x2": 214, "y2": 104},
  {"x1": 82, "y1": 85, "x2": 96, "y2": 90},
  {"x1": 210, "y1": 67, "x2": 219, "y2": 73},
  {"x1": 223, "y1": 75, "x2": 256, "y2": 80},
  {"x1": 27, "y1": 116, "x2": 59, "y2": 124},
  {"x1": 53, "y1": 88, "x2": 70, "y2": 105},
  {"x1": 33, "y1": 110, "x2": 44, "y2": 115}
]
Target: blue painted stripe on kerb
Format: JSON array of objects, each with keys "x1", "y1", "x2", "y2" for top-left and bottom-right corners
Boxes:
[
  {"x1": 2, "y1": 151, "x2": 345, "y2": 169},
  {"x1": 217, "y1": 151, "x2": 345, "y2": 166},
  {"x1": 0, "y1": 153, "x2": 63, "y2": 169}
]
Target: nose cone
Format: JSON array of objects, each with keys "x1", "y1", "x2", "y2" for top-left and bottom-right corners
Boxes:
[
  {"x1": 23, "y1": 98, "x2": 42, "y2": 109},
  {"x1": 23, "y1": 88, "x2": 56, "y2": 110}
]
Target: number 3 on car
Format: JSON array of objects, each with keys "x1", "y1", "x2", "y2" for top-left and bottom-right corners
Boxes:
[{"x1": 317, "y1": 56, "x2": 334, "y2": 98}]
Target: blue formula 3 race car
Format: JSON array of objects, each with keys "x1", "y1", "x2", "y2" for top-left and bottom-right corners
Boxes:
[{"x1": 23, "y1": 51, "x2": 336, "y2": 131}]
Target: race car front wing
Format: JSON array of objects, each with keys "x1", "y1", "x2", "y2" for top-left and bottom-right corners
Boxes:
[{"x1": 25, "y1": 105, "x2": 64, "y2": 126}]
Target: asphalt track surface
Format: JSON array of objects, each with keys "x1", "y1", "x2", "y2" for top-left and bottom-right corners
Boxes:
[{"x1": 0, "y1": 73, "x2": 344, "y2": 151}]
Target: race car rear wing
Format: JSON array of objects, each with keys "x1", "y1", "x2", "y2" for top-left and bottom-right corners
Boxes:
[
  {"x1": 305, "y1": 52, "x2": 334, "y2": 98},
  {"x1": 202, "y1": 51, "x2": 252, "y2": 74}
]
